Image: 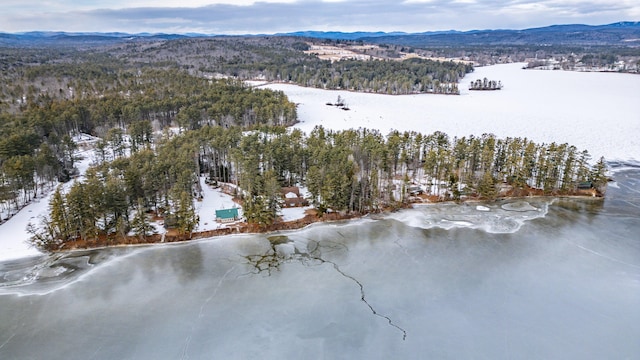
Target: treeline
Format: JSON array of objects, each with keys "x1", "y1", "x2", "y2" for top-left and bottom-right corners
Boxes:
[
  {"x1": 30, "y1": 125, "x2": 608, "y2": 251},
  {"x1": 469, "y1": 78, "x2": 502, "y2": 90},
  {"x1": 113, "y1": 36, "x2": 473, "y2": 94},
  {"x1": 1, "y1": 37, "x2": 473, "y2": 105},
  {"x1": 0, "y1": 69, "x2": 296, "y2": 219},
  {"x1": 210, "y1": 57, "x2": 472, "y2": 95},
  {"x1": 195, "y1": 126, "x2": 608, "y2": 212}
]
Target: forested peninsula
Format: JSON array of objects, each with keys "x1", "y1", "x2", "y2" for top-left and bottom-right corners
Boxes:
[
  {"x1": 0, "y1": 37, "x2": 607, "y2": 253},
  {"x1": 24, "y1": 120, "x2": 608, "y2": 252},
  {"x1": 22, "y1": 111, "x2": 608, "y2": 252}
]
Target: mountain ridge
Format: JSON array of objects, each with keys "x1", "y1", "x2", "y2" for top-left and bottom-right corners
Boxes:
[{"x1": 1, "y1": 22, "x2": 638, "y2": 47}]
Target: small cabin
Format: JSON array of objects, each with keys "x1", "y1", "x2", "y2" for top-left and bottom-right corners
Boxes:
[
  {"x1": 281, "y1": 187, "x2": 301, "y2": 197},
  {"x1": 216, "y1": 208, "x2": 239, "y2": 223},
  {"x1": 280, "y1": 187, "x2": 309, "y2": 208}
]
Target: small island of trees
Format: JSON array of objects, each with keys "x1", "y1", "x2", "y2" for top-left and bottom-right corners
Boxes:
[
  {"x1": 326, "y1": 95, "x2": 350, "y2": 110},
  {"x1": 469, "y1": 77, "x2": 503, "y2": 90}
]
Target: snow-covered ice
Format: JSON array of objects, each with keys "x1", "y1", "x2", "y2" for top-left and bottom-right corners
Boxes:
[
  {"x1": 390, "y1": 199, "x2": 550, "y2": 233},
  {"x1": 269, "y1": 63, "x2": 640, "y2": 163}
]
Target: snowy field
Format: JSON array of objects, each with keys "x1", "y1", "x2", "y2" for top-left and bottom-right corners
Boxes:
[
  {"x1": 268, "y1": 62, "x2": 640, "y2": 163},
  {"x1": 1, "y1": 63, "x2": 638, "y2": 263},
  {"x1": 0, "y1": 149, "x2": 95, "y2": 262}
]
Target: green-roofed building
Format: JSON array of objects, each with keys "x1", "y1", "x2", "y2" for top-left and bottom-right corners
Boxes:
[{"x1": 215, "y1": 208, "x2": 239, "y2": 223}]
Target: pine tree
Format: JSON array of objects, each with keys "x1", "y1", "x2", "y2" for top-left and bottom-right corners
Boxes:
[
  {"x1": 131, "y1": 198, "x2": 155, "y2": 239},
  {"x1": 561, "y1": 145, "x2": 577, "y2": 191},
  {"x1": 49, "y1": 187, "x2": 70, "y2": 241},
  {"x1": 477, "y1": 171, "x2": 497, "y2": 200},
  {"x1": 306, "y1": 165, "x2": 325, "y2": 213},
  {"x1": 106, "y1": 128, "x2": 126, "y2": 159},
  {"x1": 576, "y1": 150, "x2": 592, "y2": 183},
  {"x1": 174, "y1": 190, "x2": 198, "y2": 237},
  {"x1": 262, "y1": 169, "x2": 281, "y2": 222},
  {"x1": 590, "y1": 157, "x2": 608, "y2": 194},
  {"x1": 66, "y1": 181, "x2": 99, "y2": 241}
]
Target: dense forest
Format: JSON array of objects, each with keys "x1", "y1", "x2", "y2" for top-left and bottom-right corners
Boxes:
[
  {"x1": 28, "y1": 123, "x2": 608, "y2": 251},
  {"x1": 0, "y1": 37, "x2": 473, "y2": 106},
  {"x1": 0, "y1": 68, "x2": 297, "y2": 221}
]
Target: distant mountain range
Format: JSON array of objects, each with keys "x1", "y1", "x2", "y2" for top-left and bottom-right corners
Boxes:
[
  {"x1": 1, "y1": 22, "x2": 639, "y2": 47},
  {"x1": 287, "y1": 22, "x2": 640, "y2": 46},
  {"x1": 0, "y1": 32, "x2": 187, "y2": 46},
  {"x1": 359, "y1": 22, "x2": 640, "y2": 47}
]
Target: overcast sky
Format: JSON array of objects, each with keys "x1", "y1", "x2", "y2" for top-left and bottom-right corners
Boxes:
[{"x1": 2, "y1": 0, "x2": 638, "y2": 34}]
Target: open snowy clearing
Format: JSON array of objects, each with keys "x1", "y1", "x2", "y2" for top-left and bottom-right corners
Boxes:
[{"x1": 0, "y1": 149, "x2": 94, "y2": 261}]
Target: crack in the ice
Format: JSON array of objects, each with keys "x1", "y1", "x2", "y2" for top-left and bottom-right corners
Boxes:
[
  {"x1": 242, "y1": 252, "x2": 288, "y2": 276},
  {"x1": 88, "y1": 344, "x2": 105, "y2": 360},
  {"x1": 243, "y1": 238, "x2": 407, "y2": 340},
  {"x1": 179, "y1": 334, "x2": 192, "y2": 360},
  {"x1": 180, "y1": 265, "x2": 236, "y2": 360},
  {"x1": 319, "y1": 257, "x2": 407, "y2": 341},
  {"x1": 0, "y1": 333, "x2": 16, "y2": 351},
  {"x1": 393, "y1": 237, "x2": 421, "y2": 267},
  {"x1": 199, "y1": 266, "x2": 236, "y2": 318}
]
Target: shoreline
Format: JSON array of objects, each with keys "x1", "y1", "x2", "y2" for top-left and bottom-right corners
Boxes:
[
  {"x1": 53, "y1": 193, "x2": 603, "y2": 254},
  {"x1": 56, "y1": 209, "x2": 370, "y2": 252},
  {"x1": 252, "y1": 80, "x2": 461, "y2": 96}
]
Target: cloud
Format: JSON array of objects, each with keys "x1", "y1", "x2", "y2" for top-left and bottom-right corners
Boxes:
[{"x1": 1, "y1": 0, "x2": 638, "y2": 33}]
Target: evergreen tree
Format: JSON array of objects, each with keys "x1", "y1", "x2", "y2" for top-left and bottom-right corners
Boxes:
[
  {"x1": 49, "y1": 186, "x2": 70, "y2": 241},
  {"x1": 106, "y1": 127, "x2": 126, "y2": 159},
  {"x1": 128, "y1": 120, "x2": 153, "y2": 153},
  {"x1": 131, "y1": 198, "x2": 155, "y2": 239},
  {"x1": 66, "y1": 182, "x2": 99, "y2": 241},
  {"x1": 561, "y1": 145, "x2": 577, "y2": 191},
  {"x1": 174, "y1": 190, "x2": 198, "y2": 237},
  {"x1": 590, "y1": 157, "x2": 608, "y2": 193},
  {"x1": 477, "y1": 171, "x2": 497, "y2": 200},
  {"x1": 262, "y1": 169, "x2": 282, "y2": 221}
]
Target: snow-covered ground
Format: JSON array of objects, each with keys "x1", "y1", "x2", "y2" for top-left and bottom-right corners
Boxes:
[
  {"x1": 0, "y1": 148, "x2": 95, "y2": 261},
  {"x1": 195, "y1": 176, "x2": 243, "y2": 231},
  {"x1": 2, "y1": 63, "x2": 638, "y2": 263},
  {"x1": 280, "y1": 206, "x2": 313, "y2": 222}
]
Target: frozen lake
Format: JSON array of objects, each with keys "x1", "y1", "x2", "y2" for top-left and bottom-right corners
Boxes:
[
  {"x1": 269, "y1": 63, "x2": 640, "y2": 162},
  {"x1": 1, "y1": 165, "x2": 638, "y2": 359},
  {"x1": 1, "y1": 64, "x2": 639, "y2": 359}
]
